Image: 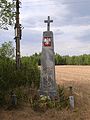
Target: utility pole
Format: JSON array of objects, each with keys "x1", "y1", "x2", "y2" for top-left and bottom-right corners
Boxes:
[{"x1": 14, "y1": 0, "x2": 22, "y2": 69}]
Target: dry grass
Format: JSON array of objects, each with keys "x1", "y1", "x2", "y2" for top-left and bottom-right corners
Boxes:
[
  {"x1": 56, "y1": 65, "x2": 90, "y2": 120},
  {"x1": 0, "y1": 65, "x2": 90, "y2": 120}
]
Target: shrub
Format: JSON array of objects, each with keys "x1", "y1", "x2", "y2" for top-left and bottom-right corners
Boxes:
[{"x1": 0, "y1": 57, "x2": 40, "y2": 106}]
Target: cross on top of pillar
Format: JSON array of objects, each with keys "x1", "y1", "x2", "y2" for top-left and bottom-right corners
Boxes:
[{"x1": 44, "y1": 16, "x2": 53, "y2": 31}]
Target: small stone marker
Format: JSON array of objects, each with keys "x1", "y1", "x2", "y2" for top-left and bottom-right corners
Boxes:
[
  {"x1": 69, "y1": 96, "x2": 74, "y2": 109},
  {"x1": 11, "y1": 93, "x2": 17, "y2": 106},
  {"x1": 40, "y1": 16, "x2": 57, "y2": 98},
  {"x1": 10, "y1": 90, "x2": 17, "y2": 106},
  {"x1": 69, "y1": 86, "x2": 74, "y2": 109}
]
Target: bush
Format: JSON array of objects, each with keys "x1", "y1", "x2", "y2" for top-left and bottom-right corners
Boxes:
[{"x1": 0, "y1": 57, "x2": 40, "y2": 106}]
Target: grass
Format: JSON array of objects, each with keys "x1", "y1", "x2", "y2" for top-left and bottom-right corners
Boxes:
[{"x1": 0, "y1": 65, "x2": 90, "y2": 120}]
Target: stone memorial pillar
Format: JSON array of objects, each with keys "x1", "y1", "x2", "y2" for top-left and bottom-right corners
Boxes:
[{"x1": 40, "y1": 16, "x2": 57, "y2": 98}]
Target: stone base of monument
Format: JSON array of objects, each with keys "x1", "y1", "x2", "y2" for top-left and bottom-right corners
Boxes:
[
  {"x1": 39, "y1": 90, "x2": 58, "y2": 100},
  {"x1": 39, "y1": 91, "x2": 57, "y2": 99}
]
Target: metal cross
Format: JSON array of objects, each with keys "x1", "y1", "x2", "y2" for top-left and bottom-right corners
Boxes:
[{"x1": 44, "y1": 16, "x2": 53, "y2": 31}]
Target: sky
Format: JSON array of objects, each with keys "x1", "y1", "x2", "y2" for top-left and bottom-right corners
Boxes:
[{"x1": 0, "y1": 0, "x2": 90, "y2": 56}]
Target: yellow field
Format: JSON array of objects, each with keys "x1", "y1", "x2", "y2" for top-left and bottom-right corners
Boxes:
[
  {"x1": 56, "y1": 66, "x2": 90, "y2": 96},
  {"x1": 0, "y1": 66, "x2": 90, "y2": 120},
  {"x1": 56, "y1": 65, "x2": 90, "y2": 120}
]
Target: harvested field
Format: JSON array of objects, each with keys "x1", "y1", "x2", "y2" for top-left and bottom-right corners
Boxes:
[
  {"x1": 56, "y1": 65, "x2": 90, "y2": 120},
  {"x1": 56, "y1": 66, "x2": 90, "y2": 102},
  {"x1": 0, "y1": 66, "x2": 90, "y2": 120}
]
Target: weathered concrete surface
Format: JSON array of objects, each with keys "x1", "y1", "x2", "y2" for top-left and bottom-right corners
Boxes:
[{"x1": 40, "y1": 31, "x2": 57, "y2": 97}]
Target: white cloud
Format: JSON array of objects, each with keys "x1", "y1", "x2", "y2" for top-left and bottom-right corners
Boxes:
[
  {"x1": 0, "y1": 0, "x2": 90, "y2": 56},
  {"x1": 21, "y1": 40, "x2": 42, "y2": 56}
]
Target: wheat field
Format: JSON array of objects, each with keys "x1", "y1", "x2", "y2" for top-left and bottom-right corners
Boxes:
[
  {"x1": 56, "y1": 65, "x2": 90, "y2": 120},
  {"x1": 0, "y1": 66, "x2": 90, "y2": 120}
]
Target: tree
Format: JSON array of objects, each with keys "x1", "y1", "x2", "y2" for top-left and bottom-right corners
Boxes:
[
  {"x1": 0, "y1": 0, "x2": 15, "y2": 29},
  {"x1": 0, "y1": 41, "x2": 15, "y2": 59},
  {"x1": 55, "y1": 53, "x2": 63, "y2": 65},
  {"x1": 0, "y1": 46, "x2": 40, "y2": 105}
]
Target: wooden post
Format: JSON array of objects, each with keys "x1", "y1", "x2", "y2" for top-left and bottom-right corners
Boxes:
[{"x1": 15, "y1": 0, "x2": 21, "y2": 69}]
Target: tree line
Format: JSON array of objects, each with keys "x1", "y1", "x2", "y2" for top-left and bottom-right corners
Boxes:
[{"x1": 30, "y1": 53, "x2": 90, "y2": 65}]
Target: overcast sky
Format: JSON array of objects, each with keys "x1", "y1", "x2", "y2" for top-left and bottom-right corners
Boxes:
[{"x1": 0, "y1": 0, "x2": 90, "y2": 56}]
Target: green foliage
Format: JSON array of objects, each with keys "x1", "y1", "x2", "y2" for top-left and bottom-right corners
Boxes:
[
  {"x1": 0, "y1": 42, "x2": 40, "y2": 106},
  {"x1": 21, "y1": 56, "x2": 40, "y2": 87},
  {"x1": 0, "y1": 57, "x2": 40, "y2": 106},
  {"x1": 31, "y1": 86, "x2": 69, "y2": 112},
  {"x1": 0, "y1": 41, "x2": 15, "y2": 59},
  {"x1": 55, "y1": 53, "x2": 63, "y2": 65},
  {"x1": 29, "y1": 53, "x2": 41, "y2": 65},
  {"x1": 30, "y1": 52, "x2": 90, "y2": 65},
  {"x1": 57, "y1": 86, "x2": 69, "y2": 109},
  {"x1": 0, "y1": 92, "x2": 6, "y2": 106},
  {"x1": 0, "y1": 0, "x2": 15, "y2": 29}
]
